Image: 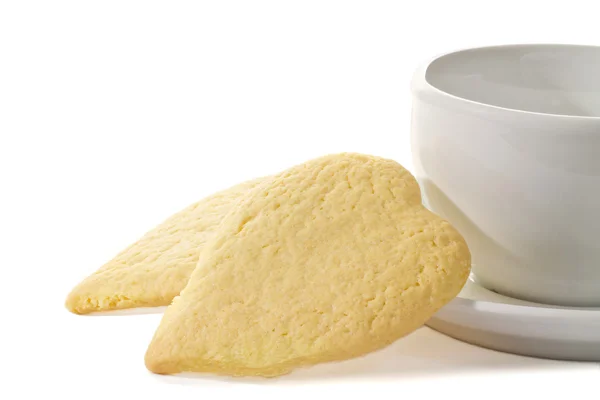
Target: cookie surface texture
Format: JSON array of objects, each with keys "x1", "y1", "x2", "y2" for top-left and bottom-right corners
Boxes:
[
  {"x1": 145, "y1": 153, "x2": 471, "y2": 377},
  {"x1": 65, "y1": 179, "x2": 261, "y2": 314}
]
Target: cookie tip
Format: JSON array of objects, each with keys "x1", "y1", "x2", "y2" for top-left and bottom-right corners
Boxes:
[{"x1": 144, "y1": 348, "x2": 176, "y2": 375}]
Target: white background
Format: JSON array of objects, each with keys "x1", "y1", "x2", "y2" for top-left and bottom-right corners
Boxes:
[{"x1": 1, "y1": 1, "x2": 599, "y2": 399}]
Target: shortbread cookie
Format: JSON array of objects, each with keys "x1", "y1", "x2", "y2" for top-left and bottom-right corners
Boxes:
[
  {"x1": 145, "y1": 153, "x2": 471, "y2": 377},
  {"x1": 65, "y1": 179, "x2": 262, "y2": 314}
]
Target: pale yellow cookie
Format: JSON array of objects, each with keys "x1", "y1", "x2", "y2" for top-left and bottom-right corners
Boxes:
[
  {"x1": 145, "y1": 153, "x2": 471, "y2": 377},
  {"x1": 65, "y1": 179, "x2": 262, "y2": 314}
]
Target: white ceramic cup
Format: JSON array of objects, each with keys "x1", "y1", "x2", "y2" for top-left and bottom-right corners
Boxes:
[{"x1": 411, "y1": 44, "x2": 600, "y2": 307}]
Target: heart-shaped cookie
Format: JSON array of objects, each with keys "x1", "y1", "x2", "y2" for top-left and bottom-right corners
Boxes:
[
  {"x1": 65, "y1": 179, "x2": 262, "y2": 314},
  {"x1": 145, "y1": 153, "x2": 471, "y2": 377}
]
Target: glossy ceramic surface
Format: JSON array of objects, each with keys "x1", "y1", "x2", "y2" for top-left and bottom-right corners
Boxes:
[
  {"x1": 427, "y1": 276, "x2": 600, "y2": 361},
  {"x1": 411, "y1": 44, "x2": 600, "y2": 307}
]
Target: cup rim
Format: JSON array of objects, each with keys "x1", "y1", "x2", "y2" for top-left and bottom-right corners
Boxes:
[{"x1": 412, "y1": 43, "x2": 600, "y2": 121}]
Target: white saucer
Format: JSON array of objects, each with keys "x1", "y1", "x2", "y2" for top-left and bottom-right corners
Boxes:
[{"x1": 426, "y1": 275, "x2": 600, "y2": 361}]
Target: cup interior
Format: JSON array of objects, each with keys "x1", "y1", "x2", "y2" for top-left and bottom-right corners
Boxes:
[{"x1": 425, "y1": 44, "x2": 600, "y2": 117}]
